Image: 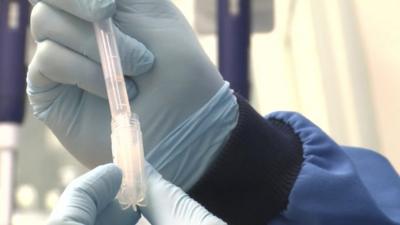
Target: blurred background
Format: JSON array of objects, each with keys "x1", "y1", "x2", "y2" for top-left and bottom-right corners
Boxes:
[{"x1": 0, "y1": 0, "x2": 399, "y2": 224}]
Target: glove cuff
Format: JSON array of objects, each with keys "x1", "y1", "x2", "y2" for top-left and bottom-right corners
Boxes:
[{"x1": 188, "y1": 95, "x2": 304, "y2": 225}]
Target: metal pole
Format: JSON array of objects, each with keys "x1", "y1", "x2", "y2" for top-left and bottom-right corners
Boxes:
[
  {"x1": 218, "y1": 0, "x2": 251, "y2": 99},
  {"x1": 0, "y1": 125, "x2": 19, "y2": 225},
  {"x1": 0, "y1": 0, "x2": 30, "y2": 224}
]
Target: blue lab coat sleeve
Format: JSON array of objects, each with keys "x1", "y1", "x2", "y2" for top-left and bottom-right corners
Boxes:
[
  {"x1": 189, "y1": 96, "x2": 400, "y2": 225},
  {"x1": 268, "y1": 112, "x2": 400, "y2": 225}
]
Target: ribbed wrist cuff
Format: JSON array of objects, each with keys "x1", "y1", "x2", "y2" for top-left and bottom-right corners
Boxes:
[{"x1": 188, "y1": 95, "x2": 304, "y2": 225}]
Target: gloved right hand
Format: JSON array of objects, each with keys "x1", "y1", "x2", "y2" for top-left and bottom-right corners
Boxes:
[
  {"x1": 28, "y1": 0, "x2": 237, "y2": 189},
  {"x1": 47, "y1": 163, "x2": 226, "y2": 225}
]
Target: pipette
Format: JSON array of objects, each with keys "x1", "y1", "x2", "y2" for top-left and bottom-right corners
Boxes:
[
  {"x1": 0, "y1": 0, "x2": 30, "y2": 224},
  {"x1": 94, "y1": 18, "x2": 146, "y2": 209}
]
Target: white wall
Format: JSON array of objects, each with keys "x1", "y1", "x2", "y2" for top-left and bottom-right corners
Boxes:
[{"x1": 354, "y1": 0, "x2": 400, "y2": 170}]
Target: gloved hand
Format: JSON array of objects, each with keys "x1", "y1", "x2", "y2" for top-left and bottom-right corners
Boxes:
[
  {"x1": 47, "y1": 163, "x2": 226, "y2": 225},
  {"x1": 28, "y1": 0, "x2": 237, "y2": 189}
]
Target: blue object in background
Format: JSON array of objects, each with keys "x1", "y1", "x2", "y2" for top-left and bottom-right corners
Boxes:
[
  {"x1": 0, "y1": 0, "x2": 30, "y2": 123},
  {"x1": 218, "y1": 0, "x2": 251, "y2": 99},
  {"x1": 0, "y1": 1, "x2": 30, "y2": 224}
]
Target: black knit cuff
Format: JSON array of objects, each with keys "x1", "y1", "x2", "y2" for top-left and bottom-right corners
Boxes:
[{"x1": 188, "y1": 95, "x2": 304, "y2": 225}]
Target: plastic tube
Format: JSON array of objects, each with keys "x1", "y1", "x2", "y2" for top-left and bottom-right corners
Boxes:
[{"x1": 94, "y1": 18, "x2": 146, "y2": 210}]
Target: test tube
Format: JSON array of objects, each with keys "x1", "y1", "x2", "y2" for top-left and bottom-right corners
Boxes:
[{"x1": 94, "y1": 18, "x2": 146, "y2": 209}]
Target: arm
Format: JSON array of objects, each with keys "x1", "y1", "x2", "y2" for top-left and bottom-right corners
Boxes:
[
  {"x1": 190, "y1": 98, "x2": 400, "y2": 225},
  {"x1": 27, "y1": 0, "x2": 400, "y2": 224}
]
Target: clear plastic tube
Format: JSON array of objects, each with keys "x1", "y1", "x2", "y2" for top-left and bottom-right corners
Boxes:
[{"x1": 94, "y1": 18, "x2": 146, "y2": 210}]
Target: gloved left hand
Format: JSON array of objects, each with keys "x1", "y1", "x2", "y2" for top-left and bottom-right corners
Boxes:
[{"x1": 47, "y1": 163, "x2": 226, "y2": 225}]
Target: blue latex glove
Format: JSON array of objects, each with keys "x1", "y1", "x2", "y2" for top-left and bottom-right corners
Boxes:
[
  {"x1": 28, "y1": 0, "x2": 237, "y2": 189},
  {"x1": 47, "y1": 163, "x2": 226, "y2": 225}
]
